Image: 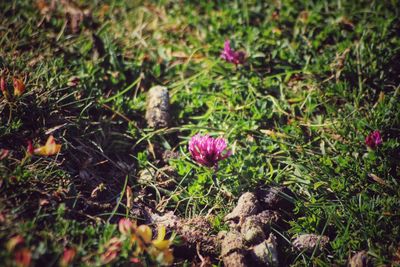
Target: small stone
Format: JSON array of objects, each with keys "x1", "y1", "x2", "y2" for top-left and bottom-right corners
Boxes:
[
  {"x1": 162, "y1": 150, "x2": 180, "y2": 162},
  {"x1": 221, "y1": 231, "x2": 248, "y2": 267},
  {"x1": 155, "y1": 165, "x2": 179, "y2": 189},
  {"x1": 251, "y1": 233, "x2": 279, "y2": 267},
  {"x1": 243, "y1": 225, "x2": 265, "y2": 245},
  {"x1": 292, "y1": 234, "x2": 329, "y2": 253},
  {"x1": 247, "y1": 210, "x2": 281, "y2": 230},
  {"x1": 241, "y1": 217, "x2": 265, "y2": 245},
  {"x1": 178, "y1": 217, "x2": 218, "y2": 256},
  {"x1": 256, "y1": 186, "x2": 295, "y2": 211},
  {"x1": 151, "y1": 211, "x2": 180, "y2": 229},
  {"x1": 221, "y1": 231, "x2": 244, "y2": 257},
  {"x1": 349, "y1": 251, "x2": 369, "y2": 267},
  {"x1": 137, "y1": 166, "x2": 178, "y2": 189},
  {"x1": 145, "y1": 86, "x2": 170, "y2": 128},
  {"x1": 137, "y1": 169, "x2": 155, "y2": 185},
  {"x1": 152, "y1": 213, "x2": 218, "y2": 256},
  {"x1": 223, "y1": 251, "x2": 247, "y2": 267},
  {"x1": 224, "y1": 192, "x2": 260, "y2": 222},
  {"x1": 217, "y1": 231, "x2": 227, "y2": 241}
]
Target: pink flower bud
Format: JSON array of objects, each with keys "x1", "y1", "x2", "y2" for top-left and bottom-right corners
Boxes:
[
  {"x1": 220, "y1": 40, "x2": 246, "y2": 65},
  {"x1": 365, "y1": 130, "x2": 382, "y2": 149}
]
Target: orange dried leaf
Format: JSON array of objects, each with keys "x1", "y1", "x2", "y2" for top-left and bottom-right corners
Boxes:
[
  {"x1": 60, "y1": 248, "x2": 76, "y2": 267},
  {"x1": 0, "y1": 149, "x2": 9, "y2": 160},
  {"x1": 368, "y1": 173, "x2": 386, "y2": 186},
  {"x1": 0, "y1": 77, "x2": 6, "y2": 93},
  {"x1": 0, "y1": 212, "x2": 5, "y2": 223},
  {"x1": 126, "y1": 186, "x2": 133, "y2": 209},
  {"x1": 14, "y1": 248, "x2": 31, "y2": 267},
  {"x1": 39, "y1": 198, "x2": 50, "y2": 206},
  {"x1": 1, "y1": 77, "x2": 10, "y2": 99},
  {"x1": 7, "y1": 235, "x2": 25, "y2": 252},
  {"x1": 34, "y1": 135, "x2": 61, "y2": 156},
  {"x1": 13, "y1": 78, "x2": 25, "y2": 97}
]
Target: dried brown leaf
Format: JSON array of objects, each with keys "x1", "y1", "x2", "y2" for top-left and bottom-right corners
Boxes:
[
  {"x1": 368, "y1": 173, "x2": 386, "y2": 186},
  {"x1": 126, "y1": 186, "x2": 133, "y2": 209}
]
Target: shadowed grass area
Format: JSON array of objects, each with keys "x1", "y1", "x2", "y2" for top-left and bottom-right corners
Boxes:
[{"x1": 0, "y1": 0, "x2": 399, "y2": 266}]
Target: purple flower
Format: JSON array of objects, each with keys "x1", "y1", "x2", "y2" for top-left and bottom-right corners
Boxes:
[
  {"x1": 188, "y1": 134, "x2": 232, "y2": 168},
  {"x1": 220, "y1": 40, "x2": 245, "y2": 65},
  {"x1": 365, "y1": 130, "x2": 382, "y2": 149}
]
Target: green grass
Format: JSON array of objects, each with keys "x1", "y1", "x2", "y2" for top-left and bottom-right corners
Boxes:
[{"x1": 0, "y1": 0, "x2": 399, "y2": 266}]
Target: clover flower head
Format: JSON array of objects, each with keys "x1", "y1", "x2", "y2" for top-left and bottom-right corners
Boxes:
[
  {"x1": 188, "y1": 134, "x2": 231, "y2": 168},
  {"x1": 365, "y1": 130, "x2": 382, "y2": 149},
  {"x1": 220, "y1": 40, "x2": 246, "y2": 65}
]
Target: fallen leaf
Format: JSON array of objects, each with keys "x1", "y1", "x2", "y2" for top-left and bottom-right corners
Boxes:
[
  {"x1": 298, "y1": 10, "x2": 309, "y2": 23},
  {"x1": 272, "y1": 27, "x2": 282, "y2": 35},
  {"x1": 60, "y1": 248, "x2": 76, "y2": 267},
  {"x1": 60, "y1": 0, "x2": 91, "y2": 33},
  {"x1": 130, "y1": 257, "x2": 141, "y2": 264},
  {"x1": 14, "y1": 248, "x2": 31, "y2": 267},
  {"x1": 28, "y1": 54, "x2": 45, "y2": 67},
  {"x1": 338, "y1": 16, "x2": 355, "y2": 29},
  {"x1": 260, "y1": 129, "x2": 287, "y2": 138},
  {"x1": 37, "y1": 0, "x2": 91, "y2": 33},
  {"x1": 378, "y1": 91, "x2": 385, "y2": 103},
  {"x1": 36, "y1": 0, "x2": 55, "y2": 23},
  {"x1": 271, "y1": 11, "x2": 280, "y2": 20},
  {"x1": 13, "y1": 78, "x2": 25, "y2": 97},
  {"x1": 67, "y1": 76, "x2": 80, "y2": 87},
  {"x1": 330, "y1": 48, "x2": 350, "y2": 81},
  {"x1": 7, "y1": 235, "x2": 25, "y2": 252},
  {"x1": 45, "y1": 124, "x2": 68, "y2": 135},
  {"x1": 126, "y1": 186, "x2": 133, "y2": 209},
  {"x1": 0, "y1": 77, "x2": 6, "y2": 94},
  {"x1": 27, "y1": 141, "x2": 34, "y2": 155},
  {"x1": 349, "y1": 250, "x2": 368, "y2": 267},
  {"x1": 33, "y1": 135, "x2": 61, "y2": 156},
  {"x1": 0, "y1": 149, "x2": 9, "y2": 160},
  {"x1": 392, "y1": 246, "x2": 400, "y2": 265},
  {"x1": 90, "y1": 183, "x2": 106, "y2": 198},
  {"x1": 0, "y1": 212, "x2": 6, "y2": 223},
  {"x1": 39, "y1": 199, "x2": 50, "y2": 206},
  {"x1": 98, "y1": 4, "x2": 110, "y2": 20},
  {"x1": 368, "y1": 173, "x2": 386, "y2": 186}
]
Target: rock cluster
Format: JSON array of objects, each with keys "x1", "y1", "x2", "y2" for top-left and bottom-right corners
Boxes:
[
  {"x1": 292, "y1": 233, "x2": 329, "y2": 253},
  {"x1": 220, "y1": 188, "x2": 287, "y2": 267},
  {"x1": 150, "y1": 185, "x2": 331, "y2": 266}
]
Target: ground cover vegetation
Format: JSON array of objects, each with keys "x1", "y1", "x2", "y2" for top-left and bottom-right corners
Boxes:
[{"x1": 0, "y1": 0, "x2": 399, "y2": 266}]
